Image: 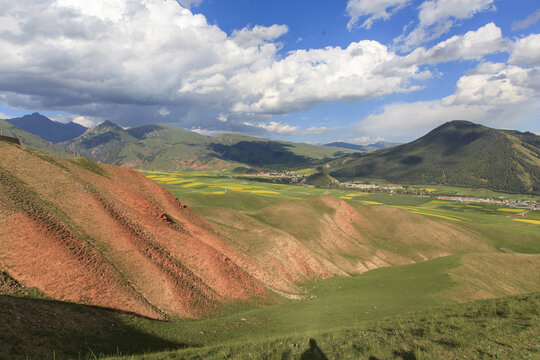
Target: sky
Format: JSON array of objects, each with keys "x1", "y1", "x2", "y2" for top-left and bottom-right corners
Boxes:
[{"x1": 0, "y1": 0, "x2": 539, "y2": 144}]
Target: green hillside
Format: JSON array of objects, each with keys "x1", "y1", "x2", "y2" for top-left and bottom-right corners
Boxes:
[
  {"x1": 326, "y1": 121, "x2": 540, "y2": 193},
  {"x1": 59, "y1": 122, "x2": 354, "y2": 171},
  {"x1": 0, "y1": 119, "x2": 70, "y2": 157},
  {"x1": 302, "y1": 172, "x2": 340, "y2": 187}
]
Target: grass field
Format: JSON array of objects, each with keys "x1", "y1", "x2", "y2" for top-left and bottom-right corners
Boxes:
[
  {"x1": 5, "y1": 259, "x2": 537, "y2": 359},
  {"x1": 106, "y1": 292, "x2": 539, "y2": 359}
]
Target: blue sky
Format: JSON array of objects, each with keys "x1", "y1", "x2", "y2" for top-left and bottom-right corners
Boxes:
[{"x1": 0, "y1": 0, "x2": 539, "y2": 144}]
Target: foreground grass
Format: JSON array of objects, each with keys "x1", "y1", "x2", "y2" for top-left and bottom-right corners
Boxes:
[{"x1": 106, "y1": 292, "x2": 540, "y2": 359}]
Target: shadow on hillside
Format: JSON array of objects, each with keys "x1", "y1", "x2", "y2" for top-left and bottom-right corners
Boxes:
[
  {"x1": 209, "y1": 141, "x2": 320, "y2": 167},
  {"x1": 281, "y1": 339, "x2": 329, "y2": 360},
  {"x1": 0, "y1": 295, "x2": 191, "y2": 359}
]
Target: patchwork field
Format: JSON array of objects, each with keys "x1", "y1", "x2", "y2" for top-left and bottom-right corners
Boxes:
[{"x1": 141, "y1": 170, "x2": 538, "y2": 228}]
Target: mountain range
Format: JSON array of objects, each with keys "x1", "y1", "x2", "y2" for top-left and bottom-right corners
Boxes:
[
  {"x1": 4, "y1": 113, "x2": 87, "y2": 143},
  {"x1": 58, "y1": 120, "x2": 355, "y2": 170},
  {"x1": 2, "y1": 113, "x2": 539, "y2": 193},
  {"x1": 326, "y1": 120, "x2": 540, "y2": 193}
]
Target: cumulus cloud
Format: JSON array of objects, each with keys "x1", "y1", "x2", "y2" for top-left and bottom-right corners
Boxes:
[
  {"x1": 346, "y1": 0, "x2": 411, "y2": 30},
  {"x1": 394, "y1": 0, "x2": 496, "y2": 51},
  {"x1": 231, "y1": 25, "x2": 289, "y2": 47},
  {"x1": 508, "y1": 33, "x2": 540, "y2": 67},
  {"x1": 0, "y1": 0, "x2": 510, "y2": 133},
  {"x1": 404, "y1": 23, "x2": 508, "y2": 65},
  {"x1": 358, "y1": 62, "x2": 540, "y2": 139}
]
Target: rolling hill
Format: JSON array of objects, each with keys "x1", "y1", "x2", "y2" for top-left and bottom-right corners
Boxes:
[
  {"x1": 326, "y1": 120, "x2": 540, "y2": 193},
  {"x1": 4, "y1": 112, "x2": 87, "y2": 143},
  {"x1": 0, "y1": 141, "x2": 272, "y2": 319},
  {"x1": 58, "y1": 121, "x2": 355, "y2": 170}
]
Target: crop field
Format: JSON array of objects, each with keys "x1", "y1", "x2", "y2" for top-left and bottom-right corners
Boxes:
[
  {"x1": 141, "y1": 171, "x2": 538, "y2": 227},
  {"x1": 142, "y1": 171, "x2": 539, "y2": 257}
]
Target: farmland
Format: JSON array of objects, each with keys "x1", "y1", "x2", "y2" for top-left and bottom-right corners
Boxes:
[{"x1": 141, "y1": 170, "x2": 539, "y2": 227}]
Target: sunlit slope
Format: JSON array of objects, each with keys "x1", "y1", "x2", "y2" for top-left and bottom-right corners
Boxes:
[
  {"x1": 327, "y1": 120, "x2": 540, "y2": 193},
  {"x1": 201, "y1": 196, "x2": 495, "y2": 288},
  {"x1": 0, "y1": 142, "x2": 270, "y2": 319}
]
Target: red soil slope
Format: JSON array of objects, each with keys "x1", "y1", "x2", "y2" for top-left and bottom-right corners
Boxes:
[
  {"x1": 0, "y1": 142, "x2": 501, "y2": 318},
  {"x1": 0, "y1": 143, "x2": 269, "y2": 319}
]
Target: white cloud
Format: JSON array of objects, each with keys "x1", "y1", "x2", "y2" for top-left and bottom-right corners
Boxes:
[
  {"x1": 512, "y1": 9, "x2": 540, "y2": 31},
  {"x1": 351, "y1": 136, "x2": 371, "y2": 144},
  {"x1": 217, "y1": 113, "x2": 228, "y2": 122},
  {"x1": 190, "y1": 128, "x2": 228, "y2": 136},
  {"x1": 358, "y1": 62, "x2": 540, "y2": 139},
  {"x1": 404, "y1": 23, "x2": 508, "y2": 65},
  {"x1": 0, "y1": 0, "x2": 508, "y2": 132},
  {"x1": 72, "y1": 115, "x2": 101, "y2": 128},
  {"x1": 158, "y1": 107, "x2": 170, "y2": 116},
  {"x1": 303, "y1": 126, "x2": 338, "y2": 135},
  {"x1": 244, "y1": 121, "x2": 300, "y2": 135},
  {"x1": 508, "y1": 33, "x2": 540, "y2": 67},
  {"x1": 394, "y1": 0, "x2": 496, "y2": 51},
  {"x1": 243, "y1": 121, "x2": 337, "y2": 136},
  {"x1": 231, "y1": 25, "x2": 288, "y2": 48},
  {"x1": 346, "y1": 0, "x2": 411, "y2": 30}
]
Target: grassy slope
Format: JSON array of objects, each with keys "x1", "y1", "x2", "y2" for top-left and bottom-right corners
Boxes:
[
  {"x1": 0, "y1": 120, "x2": 70, "y2": 157},
  {"x1": 327, "y1": 121, "x2": 540, "y2": 193},
  {"x1": 60, "y1": 124, "x2": 355, "y2": 171},
  {"x1": 302, "y1": 172, "x2": 340, "y2": 187},
  {"x1": 2, "y1": 257, "x2": 538, "y2": 358},
  {"x1": 108, "y1": 292, "x2": 539, "y2": 360}
]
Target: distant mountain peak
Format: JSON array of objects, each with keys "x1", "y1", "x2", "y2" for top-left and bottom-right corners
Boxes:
[
  {"x1": 327, "y1": 120, "x2": 540, "y2": 193},
  {"x1": 97, "y1": 120, "x2": 122, "y2": 128},
  {"x1": 6, "y1": 113, "x2": 87, "y2": 143}
]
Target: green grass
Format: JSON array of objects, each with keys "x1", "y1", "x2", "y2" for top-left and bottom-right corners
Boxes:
[
  {"x1": 93, "y1": 256, "x2": 460, "y2": 353},
  {"x1": 3, "y1": 256, "x2": 464, "y2": 359},
  {"x1": 105, "y1": 292, "x2": 540, "y2": 359}
]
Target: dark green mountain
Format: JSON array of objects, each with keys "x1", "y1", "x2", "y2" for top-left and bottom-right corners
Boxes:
[
  {"x1": 60, "y1": 122, "x2": 355, "y2": 170},
  {"x1": 326, "y1": 121, "x2": 540, "y2": 193},
  {"x1": 0, "y1": 120, "x2": 70, "y2": 157},
  {"x1": 5, "y1": 113, "x2": 87, "y2": 143}
]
